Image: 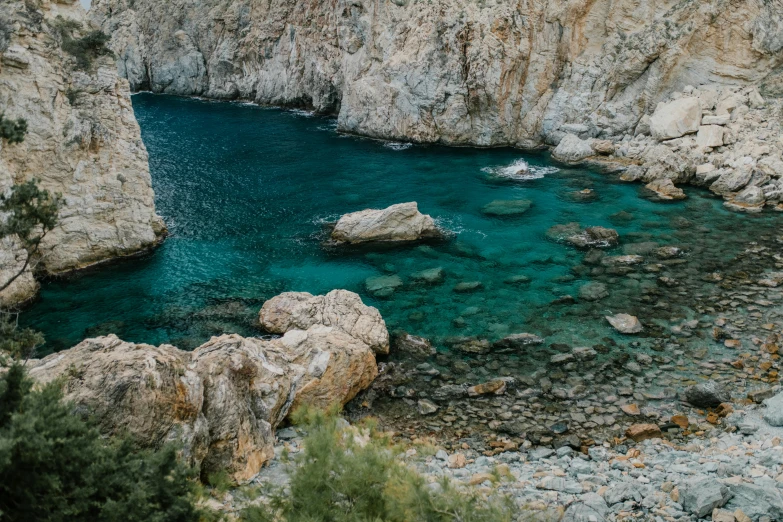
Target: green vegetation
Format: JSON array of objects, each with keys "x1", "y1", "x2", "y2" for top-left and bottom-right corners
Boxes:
[
  {"x1": 53, "y1": 16, "x2": 112, "y2": 70},
  {"x1": 0, "y1": 114, "x2": 27, "y2": 144},
  {"x1": 0, "y1": 365, "x2": 211, "y2": 521},
  {"x1": 240, "y1": 406, "x2": 514, "y2": 522}
]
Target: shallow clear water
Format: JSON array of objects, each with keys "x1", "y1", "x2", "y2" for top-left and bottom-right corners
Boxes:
[{"x1": 23, "y1": 94, "x2": 782, "y2": 356}]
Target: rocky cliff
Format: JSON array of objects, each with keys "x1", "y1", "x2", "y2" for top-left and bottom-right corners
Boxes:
[
  {"x1": 91, "y1": 0, "x2": 783, "y2": 148},
  {"x1": 0, "y1": 0, "x2": 162, "y2": 307}
]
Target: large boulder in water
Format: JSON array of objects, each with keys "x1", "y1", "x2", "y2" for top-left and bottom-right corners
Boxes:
[
  {"x1": 259, "y1": 289, "x2": 389, "y2": 355},
  {"x1": 26, "y1": 324, "x2": 378, "y2": 483},
  {"x1": 547, "y1": 223, "x2": 619, "y2": 249},
  {"x1": 330, "y1": 202, "x2": 440, "y2": 244}
]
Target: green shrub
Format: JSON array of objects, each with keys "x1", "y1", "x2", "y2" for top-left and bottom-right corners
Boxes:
[
  {"x1": 52, "y1": 16, "x2": 112, "y2": 70},
  {"x1": 240, "y1": 406, "x2": 514, "y2": 522},
  {"x1": 0, "y1": 114, "x2": 27, "y2": 144},
  {"x1": 0, "y1": 365, "x2": 213, "y2": 522}
]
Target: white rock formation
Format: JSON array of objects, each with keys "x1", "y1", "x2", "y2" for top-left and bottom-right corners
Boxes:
[
  {"x1": 26, "y1": 291, "x2": 381, "y2": 483},
  {"x1": 650, "y1": 98, "x2": 702, "y2": 141},
  {"x1": 552, "y1": 134, "x2": 593, "y2": 163},
  {"x1": 259, "y1": 289, "x2": 389, "y2": 355},
  {"x1": 330, "y1": 202, "x2": 440, "y2": 245},
  {"x1": 0, "y1": 0, "x2": 162, "y2": 307}
]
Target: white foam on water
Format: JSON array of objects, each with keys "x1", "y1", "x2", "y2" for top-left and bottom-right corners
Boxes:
[
  {"x1": 481, "y1": 158, "x2": 559, "y2": 181},
  {"x1": 287, "y1": 109, "x2": 316, "y2": 118},
  {"x1": 383, "y1": 141, "x2": 413, "y2": 151}
]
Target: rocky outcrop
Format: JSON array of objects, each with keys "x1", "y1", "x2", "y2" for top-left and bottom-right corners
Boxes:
[
  {"x1": 91, "y1": 0, "x2": 783, "y2": 151},
  {"x1": 330, "y1": 202, "x2": 440, "y2": 245},
  {"x1": 259, "y1": 289, "x2": 389, "y2": 355},
  {"x1": 26, "y1": 291, "x2": 381, "y2": 483},
  {"x1": 0, "y1": 0, "x2": 162, "y2": 307}
]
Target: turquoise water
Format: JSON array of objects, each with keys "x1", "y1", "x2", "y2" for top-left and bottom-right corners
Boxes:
[{"x1": 23, "y1": 94, "x2": 781, "y2": 355}]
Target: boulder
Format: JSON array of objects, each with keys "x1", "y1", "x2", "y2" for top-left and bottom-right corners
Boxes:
[
  {"x1": 27, "y1": 325, "x2": 379, "y2": 483},
  {"x1": 695, "y1": 125, "x2": 725, "y2": 148},
  {"x1": 591, "y1": 139, "x2": 615, "y2": 155},
  {"x1": 726, "y1": 483, "x2": 783, "y2": 521},
  {"x1": 680, "y1": 477, "x2": 730, "y2": 518},
  {"x1": 650, "y1": 97, "x2": 702, "y2": 140},
  {"x1": 417, "y1": 399, "x2": 439, "y2": 415},
  {"x1": 684, "y1": 381, "x2": 731, "y2": 408},
  {"x1": 710, "y1": 168, "x2": 753, "y2": 195},
  {"x1": 762, "y1": 392, "x2": 783, "y2": 427},
  {"x1": 392, "y1": 331, "x2": 435, "y2": 360},
  {"x1": 481, "y1": 199, "x2": 532, "y2": 216},
  {"x1": 330, "y1": 202, "x2": 440, "y2": 244},
  {"x1": 411, "y1": 267, "x2": 444, "y2": 284},
  {"x1": 724, "y1": 186, "x2": 766, "y2": 213},
  {"x1": 259, "y1": 289, "x2": 389, "y2": 354},
  {"x1": 606, "y1": 313, "x2": 643, "y2": 334},
  {"x1": 645, "y1": 178, "x2": 686, "y2": 200},
  {"x1": 552, "y1": 134, "x2": 594, "y2": 163}
]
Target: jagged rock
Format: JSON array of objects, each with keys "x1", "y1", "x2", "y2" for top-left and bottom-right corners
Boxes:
[
  {"x1": 258, "y1": 289, "x2": 389, "y2": 355},
  {"x1": 604, "y1": 481, "x2": 644, "y2": 504},
  {"x1": 727, "y1": 483, "x2": 783, "y2": 521},
  {"x1": 685, "y1": 381, "x2": 731, "y2": 408},
  {"x1": 645, "y1": 179, "x2": 686, "y2": 200},
  {"x1": 591, "y1": 140, "x2": 615, "y2": 155},
  {"x1": 681, "y1": 477, "x2": 730, "y2": 517},
  {"x1": 561, "y1": 493, "x2": 608, "y2": 522},
  {"x1": 417, "y1": 399, "x2": 439, "y2": 415},
  {"x1": 27, "y1": 325, "x2": 378, "y2": 483},
  {"x1": 650, "y1": 97, "x2": 702, "y2": 140},
  {"x1": 711, "y1": 168, "x2": 754, "y2": 195},
  {"x1": 724, "y1": 186, "x2": 766, "y2": 213},
  {"x1": 605, "y1": 313, "x2": 643, "y2": 334},
  {"x1": 0, "y1": 0, "x2": 163, "y2": 306},
  {"x1": 467, "y1": 379, "x2": 507, "y2": 396},
  {"x1": 392, "y1": 332, "x2": 435, "y2": 360},
  {"x1": 330, "y1": 202, "x2": 440, "y2": 244},
  {"x1": 552, "y1": 134, "x2": 593, "y2": 163}
]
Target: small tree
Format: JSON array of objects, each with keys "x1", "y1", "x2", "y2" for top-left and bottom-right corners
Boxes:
[
  {"x1": 0, "y1": 365, "x2": 212, "y2": 521},
  {"x1": 0, "y1": 109, "x2": 60, "y2": 360}
]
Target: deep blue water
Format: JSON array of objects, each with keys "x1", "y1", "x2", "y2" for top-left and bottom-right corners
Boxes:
[{"x1": 22, "y1": 94, "x2": 781, "y2": 355}]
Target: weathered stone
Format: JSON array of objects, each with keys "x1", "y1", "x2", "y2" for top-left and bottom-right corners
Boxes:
[
  {"x1": 552, "y1": 134, "x2": 594, "y2": 163},
  {"x1": 681, "y1": 477, "x2": 730, "y2": 517},
  {"x1": 467, "y1": 379, "x2": 507, "y2": 396},
  {"x1": 724, "y1": 186, "x2": 766, "y2": 213},
  {"x1": 606, "y1": 314, "x2": 643, "y2": 334},
  {"x1": 392, "y1": 332, "x2": 435, "y2": 360},
  {"x1": 330, "y1": 202, "x2": 440, "y2": 244},
  {"x1": 411, "y1": 267, "x2": 444, "y2": 284},
  {"x1": 645, "y1": 179, "x2": 686, "y2": 200},
  {"x1": 695, "y1": 125, "x2": 725, "y2": 148},
  {"x1": 481, "y1": 199, "x2": 532, "y2": 216},
  {"x1": 650, "y1": 97, "x2": 702, "y2": 140},
  {"x1": 625, "y1": 423, "x2": 662, "y2": 442},
  {"x1": 492, "y1": 333, "x2": 544, "y2": 351},
  {"x1": 762, "y1": 392, "x2": 783, "y2": 427},
  {"x1": 685, "y1": 381, "x2": 731, "y2": 408},
  {"x1": 417, "y1": 399, "x2": 439, "y2": 415},
  {"x1": 727, "y1": 483, "x2": 783, "y2": 521},
  {"x1": 259, "y1": 290, "x2": 389, "y2": 355},
  {"x1": 365, "y1": 275, "x2": 404, "y2": 297},
  {"x1": 579, "y1": 282, "x2": 609, "y2": 301}
]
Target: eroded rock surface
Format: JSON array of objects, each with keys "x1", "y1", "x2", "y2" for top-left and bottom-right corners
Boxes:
[
  {"x1": 259, "y1": 289, "x2": 389, "y2": 355},
  {"x1": 0, "y1": 0, "x2": 163, "y2": 306},
  {"x1": 26, "y1": 292, "x2": 381, "y2": 483},
  {"x1": 330, "y1": 202, "x2": 440, "y2": 245}
]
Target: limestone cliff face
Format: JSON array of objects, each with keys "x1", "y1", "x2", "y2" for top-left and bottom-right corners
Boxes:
[
  {"x1": 91, "y1": 0, "x2": 783, "y2": 147},
  {"x1": 0, "y1": 0, "x2": 162, "y2": 306}
]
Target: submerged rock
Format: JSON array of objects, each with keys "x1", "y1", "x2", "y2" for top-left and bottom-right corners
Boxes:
[
  {"x1": 365, "y1": 275, "x2": 404, "y2": 297},
  {"x1": 330, "y1": 202, "x2": 441, "y2": 244},
  {"x1": 492, "y1": 333, "x2": 545, "y2": 351},
  {"x1": 579, "y1": 282, "x2": 609, "y2": 301},
  {"x1": 411, "y1": 267, "x2": 444, "y2": 284},
  {"x1": 392, "y1": 331, "x2": 435, "y2": 360},
  {"x1": 259, "y1": 289, "x2": 389, "y2": 355},
  {"x1": 605, "y1": 313, "x2": 643, "y2": 334},
  {"x1": 547, "y1": 223, "x2": 619, "y2": 249},
  {"x1": 481, "y1": 199, "x2": 532, "y2": 216},
  {"x1": 453, "y1": 281, "x2": 483, "y2": 293}
]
